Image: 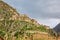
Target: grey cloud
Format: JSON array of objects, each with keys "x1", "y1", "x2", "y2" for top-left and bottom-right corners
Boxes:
[{"x1": 18, "y1": 0, "x2": 60, "y2": 19}]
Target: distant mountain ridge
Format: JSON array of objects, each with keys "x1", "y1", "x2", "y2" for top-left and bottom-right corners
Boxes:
[{"x1": 53, "y1": 23, "x2": 60, "y2": 34}]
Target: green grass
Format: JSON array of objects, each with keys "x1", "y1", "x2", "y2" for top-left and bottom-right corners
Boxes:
[{"x1": 35, "y1": 38, "x2": 44, "y2": 40}]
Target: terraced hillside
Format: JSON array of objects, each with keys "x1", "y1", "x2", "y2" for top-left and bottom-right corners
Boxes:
[{"x1": 0, "y1": 0, "x2": 58, "y2": 40}]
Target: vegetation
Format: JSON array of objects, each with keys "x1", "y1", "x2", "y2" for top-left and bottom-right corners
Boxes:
[{"x1": 0, "y1": 1, "x2": 58, "y2": 40}]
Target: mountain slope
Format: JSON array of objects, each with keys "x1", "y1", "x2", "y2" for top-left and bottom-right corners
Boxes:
[
  {"x1": 0, "y1": 1, "x2": 20, "y2": 20},
  {"x1": 0, "y1": 1, "x2": 57, "y2": 40},
  {"x1": 53, "y1": 23, "x2": 60, "y2": 34}
]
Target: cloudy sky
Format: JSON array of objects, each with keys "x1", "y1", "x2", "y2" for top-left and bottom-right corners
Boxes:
[{"x1": 2, "y1": 0, "x2": 60, "y2": 28}]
